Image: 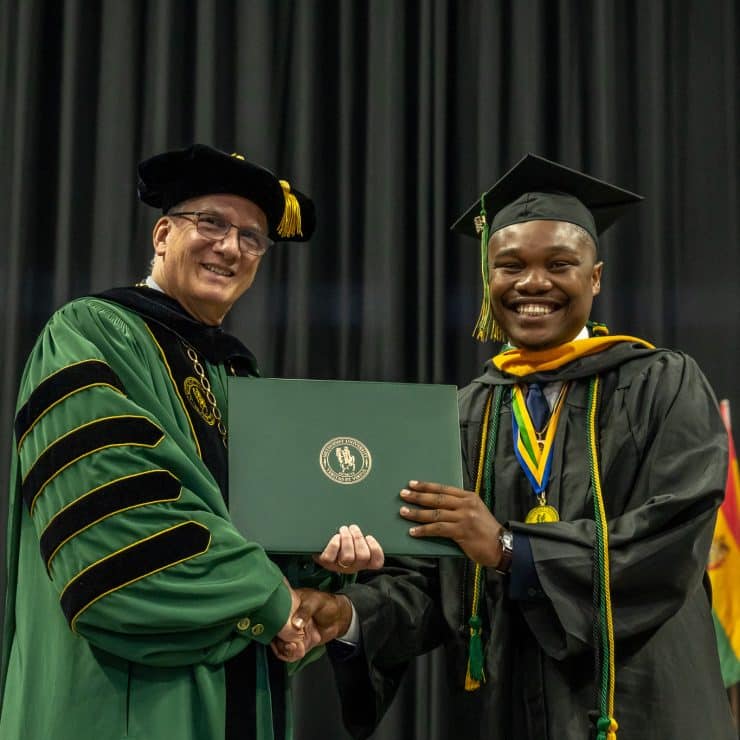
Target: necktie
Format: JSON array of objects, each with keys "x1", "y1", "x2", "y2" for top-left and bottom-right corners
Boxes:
[{"x1": 526, "y1": 382, "x2": 550, "y2": 432}]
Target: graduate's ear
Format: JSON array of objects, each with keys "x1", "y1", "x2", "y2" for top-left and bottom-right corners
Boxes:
[
  {"x1": 152, "y1": 217, "x2": 172, "y2": 257},
  {"x1": 592, "y1": 261, "x2": 604, "y2": 296}
]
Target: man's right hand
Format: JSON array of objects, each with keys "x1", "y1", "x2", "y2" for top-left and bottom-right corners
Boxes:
[
  {"x1": 275, "y1": 580, "x2": 307, "y2": 645},
  {"x1": 271, "y1": 588, "x2": 353, "y2": 662}
]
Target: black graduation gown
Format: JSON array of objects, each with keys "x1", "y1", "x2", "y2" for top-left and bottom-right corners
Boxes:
[{"x1": 332, "y1": 343, "x2": 736, "y2": 739}]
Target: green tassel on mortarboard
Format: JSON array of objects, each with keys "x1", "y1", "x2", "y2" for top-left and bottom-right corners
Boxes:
[{"x1": 472, "y1": 195, "x2": 504, "y2": 342}]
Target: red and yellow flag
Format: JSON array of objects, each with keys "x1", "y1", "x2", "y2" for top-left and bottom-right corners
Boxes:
[{"x1": 709, "y1": 400, "x2": 740, "y2": 686}]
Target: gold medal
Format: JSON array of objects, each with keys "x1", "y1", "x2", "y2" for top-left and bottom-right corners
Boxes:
[{"x1": 525, "y1": 504, "x2": 560, "y2": 524}]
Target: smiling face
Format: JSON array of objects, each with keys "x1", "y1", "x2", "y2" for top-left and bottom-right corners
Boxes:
[
  {"x1": 488, "y1": 219, "x2": 603, "y2": 350},
  {"x1": 151, "y1": 193, "x2": 267, "y2": 325}
]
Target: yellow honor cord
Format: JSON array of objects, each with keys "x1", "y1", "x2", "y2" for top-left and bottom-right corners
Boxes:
[
  {"x1": 277, "y1": 179, "x2": 302, "y2": 238},
  {"x1": 608, "y1": 718, "x2": 619, "y2": 740},
  {"x1": 588, "y1": 376, "x2": 618, "y2": 736}
]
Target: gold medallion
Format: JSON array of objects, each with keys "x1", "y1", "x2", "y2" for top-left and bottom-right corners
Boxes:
[
  {"x1": 183, "y1": 376, "x2": 215, "y2": 425},
  {"x1": 525, "y1": 504, "x2": 560, "y2": 524}
]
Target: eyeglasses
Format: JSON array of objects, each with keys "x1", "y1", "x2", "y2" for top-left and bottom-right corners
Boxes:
[{"x1": 168, "y1": 211, "x2": 274, "y2": 256}]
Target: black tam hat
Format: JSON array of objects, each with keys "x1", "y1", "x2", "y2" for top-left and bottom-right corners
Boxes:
[
  {"x1": 137, "y1": 144, "x2": 315, "y2": 242},
  {"x1": 451, "y1": 154, "x2": 643, "y2": 341}
]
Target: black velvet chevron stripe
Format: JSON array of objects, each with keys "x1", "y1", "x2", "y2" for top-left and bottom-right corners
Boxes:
[
  {"x1": 60, "y1": 521, "x2": 210, "y2": 628},
  {"x1": 40, "y1": 470, "x2": 181, "y2": 569},
  {"x1": 22, "y1": 416, "x2": 164, "y2": 514},
  {"x1": 14, "y1": 360, "x2": 125, "y2": 448}
]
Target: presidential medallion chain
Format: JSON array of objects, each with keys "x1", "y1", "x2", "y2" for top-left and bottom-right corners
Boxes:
[{"x1": 186, "y1": 346, "x2": 228, "y2": 447}]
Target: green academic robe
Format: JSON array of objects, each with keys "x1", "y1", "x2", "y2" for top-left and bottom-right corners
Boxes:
[
  {"x1": 0, "y1": 287, "x2": 320, "y2": 740},
  {"x1": 334, "y1": 342, "x2": 736, "y2": 739}
]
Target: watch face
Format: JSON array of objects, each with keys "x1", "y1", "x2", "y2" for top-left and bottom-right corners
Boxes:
[{"x1": 496, "y1": 529, "x2": 514, "y2": 574}]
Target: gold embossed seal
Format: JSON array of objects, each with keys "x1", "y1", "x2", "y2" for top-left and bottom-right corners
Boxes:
[{"x1": 319, "y1": 437, "x2": 372, "y2": 485}]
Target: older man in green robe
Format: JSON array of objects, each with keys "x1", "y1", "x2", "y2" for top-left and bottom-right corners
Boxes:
[{"x1": 0, "y1": 144, "x2": 380, "y2": 740}]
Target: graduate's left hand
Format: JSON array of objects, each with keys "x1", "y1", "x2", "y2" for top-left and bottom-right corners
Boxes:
[{"x1": 400, "y1": 480, "x2": 504, "y2": 567}]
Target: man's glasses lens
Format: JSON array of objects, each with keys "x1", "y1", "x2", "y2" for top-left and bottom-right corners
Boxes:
[
  {"x1": 170, "y1": 212, "x2": 272, "y2": 256},
  {"x1": 196, "y1": 214, "x2": 228, "y2": 240}
]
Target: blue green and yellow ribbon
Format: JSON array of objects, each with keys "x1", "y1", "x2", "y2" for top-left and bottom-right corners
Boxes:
[{"x1": 510, "y1": 384, "x2": 568, "y2": 496}]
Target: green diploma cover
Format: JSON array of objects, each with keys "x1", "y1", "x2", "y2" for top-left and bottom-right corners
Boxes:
[{"x1": 228, "y1": 377, "x2": 463, "y2": 556}]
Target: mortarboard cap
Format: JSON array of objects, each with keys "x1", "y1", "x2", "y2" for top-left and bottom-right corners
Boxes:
[
  {"x1": 450, "y1": 154, "x2": 643, "y2": 342},
  {"x1": 451, "y1": 153, "x2": 643, "y2": 245},
  {"x1": 137, "y1": 144, "x2": 315, "y2": 242}
]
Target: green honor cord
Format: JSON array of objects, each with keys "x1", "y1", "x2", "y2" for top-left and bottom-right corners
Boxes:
[{"x1": 465, "y1": 385, "x2": 503, "y2": 689}]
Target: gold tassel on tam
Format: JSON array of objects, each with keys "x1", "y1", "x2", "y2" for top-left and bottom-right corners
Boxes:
[{"x1": 277, "y1": 180, "x2": 302, "y2": 238}]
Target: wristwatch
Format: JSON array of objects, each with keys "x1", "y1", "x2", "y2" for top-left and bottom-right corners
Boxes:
[{"x1": 496, "y1": 529, "x2": 514, "y2": 574}]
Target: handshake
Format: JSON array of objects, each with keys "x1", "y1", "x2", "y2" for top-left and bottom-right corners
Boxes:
[
  {"x1": 271, "y1": 524, "x2": 384, "y2": 662},
  {"x1": 269, "y1": 480, "x2": 500, "y2": 661}
]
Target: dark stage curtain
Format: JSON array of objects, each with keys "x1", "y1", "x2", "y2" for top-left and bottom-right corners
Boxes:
[{"x1": 1, "y1": 1, "x2": 738, "y2": 738}]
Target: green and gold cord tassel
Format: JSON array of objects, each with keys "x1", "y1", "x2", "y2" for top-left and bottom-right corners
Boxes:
[{"x1": 277, "y1": 179, "x2": 302, "y2": 238}]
